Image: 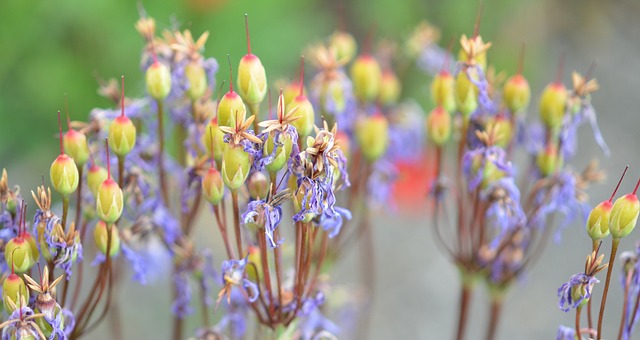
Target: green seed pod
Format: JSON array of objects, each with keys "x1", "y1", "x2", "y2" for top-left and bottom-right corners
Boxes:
[
  {"x1": 355, "y1": 113, "x2": 389, "y2": 162},
  {"x1": 221, "y1": 145, "x2": 251, "y2": 190},
  {"x1": 503, "y1": 74, "x2": 531, "y2": 114},
  {"x1": 431, "y1": 71, "x2": 456, "y2": 113},
  {"x1": 536, "y1": 144, "x2": 562, "y2": 177},
  {"x1": 203, "y1": 118, "x2": 225, "y2": 165},
  {"x1": 87, "y1": 165, "x2": 108, "y2": 196},
  {"x1": 330, "y1": 31, "x2": 357, "y2": 63},
  {"x1": 248, "y1": 171, "x2": 269, "y2": 200},
  {"x1": 289, "y1": 95, "x2": 315, "y2": 138},
  {"x1": 146, "y1": 61, "x2": 172, "y2": 100},
  {"x1": 2, "y1": 274, "x2": 28, "y2": 314},
  {"x1": 218, "y1": 91, "x2": 247, "y2": 128},
  {"x1": 586, "y1": 200, "x2": 612, "y2": 240},
  {"x1": 96, "y1": 178, "x2": 123, "y2": 223},
  {"x1": 570, "y1": 283, "x2": 591, "y2": 308},
  {"x1": 108, "y1": 116, "x2": 137, "y2": 157},
  {"x1": 185, "y1": 61, "x2": 207, "y2": 101},
  {"x1": 237, "y1": 54, "x2": 267, "y2": 106},
  {"x1": 63, "y1": 130, "x2": 90, "y2": 166},
  {"x1": 455, "y1": 71, "x2": 478, "y2": 118},
  {"x1": 350, "y1": 55, "x2": 382, "y2": 103},
  {"x1": 50, "y1": 154, "x2": 79, "y2": 196},
  {"x1": 539, "y1": 82, "x2": 568, "y2": 130},
  {"x1": 202, "y1": 167, "x2": 225, "y2": 205},
  {"x1": 5, "y1": 238, "x2": 35, "y2": 274},
  {"x1": 610, "y1": 193, "x2": 640, "y2": 239},
  {"x1": 265, "y1": 133, "x2": 294, "y2": 173},
  {"x1": 426, "y1": 106, "x2": 452, "y2": 146},
  {"x1": 378, "y1": 70, "x2": 401, "y2": 105},
  {"x1": 93, "y1": 221, "x2": 120, "y2": 257}
]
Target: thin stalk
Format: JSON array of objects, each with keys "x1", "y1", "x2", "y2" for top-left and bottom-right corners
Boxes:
[
  {"x1": 248, "y1": 102, "x2": 260, "y2": 132},
  {"x1": 455, "y1": 280, "x2": 473, "y2": 340},
  {"x1": 576, "y1": 305, "x2": 583, "y2": 340},
  {"x1": 172, "y1": 262, "x2": 184, "y2": 340},
  {"x1": 588, "y1": 239, "x2": 599, "y2": 331},
  {"x1": 269, "y1": 171, "x2": 284, "y2": 313},
  {"x1": 61, "y1": 195, "x2": 70, "y2": 231},
  {"x1": 485, "y1": 297, "x2": 504, "y2": 340},
  {"x1": 214, "y1": 205, "x2": 235, "y2": 259},
  {"x1": 231, "y1": 190, "x2": 243, "y2": 256},
  {"x1": 74, "y1": 165, "x2": 84, "y2": 227},
  {"x1": 157, "y1": 100, "x2": 169, "y2": 205},
  {"x1": 117, "y1": 155, "x2": 125, "y2": 189},
  {"x1": 597, "y1": 238, "x2": 621, "y2": 339},
  {"x1": 628, "y1": 287, "x2": 640, "y2": 337},
  {"x1": 618, "y1": 270, "x2": 633, "y2": 340},
  {"x1": 258, "y1": 232, "x2": 275, "y2": 317}
]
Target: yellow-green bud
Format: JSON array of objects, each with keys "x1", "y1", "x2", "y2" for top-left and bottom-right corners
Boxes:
[
  {"x1": 63, "y1": 130, "x2": 89, "y2": 166},
  {"x1": 290, "y1": 95, "x2": 315, "y2": 138},
  {"x1": 5, "y1": 235, "x2": 37, "y2": 274},
  {"x1": 317, "y1": 78, "x2": 348, "y2": 117},
  {"x1": 503, "y1": 74, "x2": 530, "y2": 114},
  {"x1": 330, "y1": 31, "x2": 357, "y2": 63},
  {"x1": 185, "y1": 62, "x2": 207, "y2": 100},
  {"x1": 203, "y1": 118, "x2": 225, "y2": 165},
  {"x1": 87, "y1": 165, "x2": 108, "y2": 196},
  {"x1": 350, "y1": 55, "x2": 382, "y2": 103},
  {"x1": 265, "y1": 133, "x2": 294, "y2": 173},
  {"x1": 426, "y1": 106, "x2": 452, "y2": 146},
  {"x1": 431, "y1": 71, "x2": 456, "y2": 113},
  {"x1": 96, "y1": 177, "x2": 123, "y2": 223},
  {"x1": 218, "y1": 91, "x2": 246, "y2": 128},
  {"x1": 455, "y1": 70, "x2": 479, "y2": 118},
  {"x1": 355, "y1": 113, "x2": 389, "y2": 162},
  {"x1": 108, "y1": 116, "x2": 137, "y2": 157},
  {"x1": 539, "y1": 82, "x2": 568, "y2": 130},
  {"x1": 610, "y1": 192, "x2": 640, "y2": 239},
  {"x1": 2, "y1": 274, "x2": 28, "y2": 314},
  {"x1": 248, "y1": 171, "x2": 269, "y2": 200},
  {"x1": 94, "y1": 221, "x2": 120, "y2": 257},
  {"x1": 237, "y1": 54, "x2": 267, "y2": 105},
  {"x1": 202, "y1": 167, "x2": 225, "y2": 205},
  {"x1": 246, "y1": 245, "x2": 262, "y2": 282},
  {"x1": 283, "y1": 81, "x2": 307, "y2": 106},
  {"x1": 586, "y1": 200, "x2": 612, "y2": 240},
  {"x1": 50, "y1": 154, "x2": 79, "y2": 196},
  {"x1": 146, "y1": 61, "x2": 172, "y2": 100},
  {"x1": 378, "y1": 70, "x2": 401, "y2": 105},
  {"x1": 221, "y1": 145, "x2": 251, "y2": 190},
  {"x1": 471, "y1": 156, "x2": 506, "y2": 189},
  {"x1": 536, "y1": 144, "x2": 562, "y2": 177}
]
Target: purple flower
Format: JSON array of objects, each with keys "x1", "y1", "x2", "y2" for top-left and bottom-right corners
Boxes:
[
  {"x1": 557, "y1": 272, "x2": 599, "y2": 312},
  {"x1": 556, "y1": 325, "x2": 576, "y2": 340},
  {"x1": 620, "y1": 243, "x2": 640, "y2": 340},
  {"x1": 202, "y1": 57, "x2": 219, "y2": 91},
  {"x1": 560, "y1": 101, "x2": 610, "y2": 159},
  {"x1": 456, "y1": 63, "x2": 496, "y2": 116},
  {"x1": 482, "y1": 177, "x2": 526, "y2": 249},
  {"x1": 417, "y1": 45, "x2": 452, "y2": 76},
  {"x1": 385, "y1": 101, "x2": 426, "y2": 163},
  {"x1": 121, "y1": 243, "x2": 148, "y2": 285},
  {"x1": 298, "y1": 303, "x2": 340, "y2": 340},
  {"x1": 171, "y1": 268, "x2": 194, "y2": 318},
  {"x1": 242, "y1": 199, "x2": 283, "y2": 248},
  {"x1": 219, "y1": 257, "x2": 259, "y2": 305},
  {"x1": 366, "y1": 158, "x2": 399, "y2": 209},
  {"x1": 462, "y1": 145, "x2": 512, "y2": 191},
  {"x1": 1, "y1": 306, "x2": 41, "y2": 340}
]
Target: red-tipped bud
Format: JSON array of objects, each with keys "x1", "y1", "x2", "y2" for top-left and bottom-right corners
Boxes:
[
  {"x1": 426, "y1": 106, "x2": 452, "y2": 146},
  {"x1": 2, "y1": 274, "x2": 28, "y2": 314},
  {"x1": 247, "y1": 171, "x2": 270, "y2": 200},
  {"x1": 146, "y1": 61, "x2": 172, "y2": 100},
  {"x1": 237, "y1": 55, "x2": 267, "y2": 105},
  {"x1": 202, "y1": 167, "x2": 225, "y2": 205},
  {"x1": 350, "y1": 55, "x2": 382, "y2": 103},
  {"x1": 431, "y1": 71, "x2": 456, "y2": 113},
  {"x1": 87, "y1": 165, "x2": 108, "y2": 196},
  {"x1": 503, "y1": 74, "x2": 531, "y2": 114},
  {"x1": 50, "y1": 154, "x2": 79, "y2": 196},
  {"x1": 586, "y1": 201, "x2": 612, "y2": 240},
  {"x1": 290, "y1": 95, "x2": 315, "y2": 138},
  {"x1": 536, "y1": 143, "x2": 563, "y2": 177},
  {"x1": 539, "y1": 82, "x2": 568, "y2": 130},
  {"x1": 96, "y1": 178, "x2": 123, "y2": 223},
  {"x1": 108, "y1": 116, "x2": 137, "y2": 157},
  {"x1": 63, "y1": 130, "x2": 90, "y2": 166},
  {"x1": 5, "y1": 238, "x2": 36, "y2": 274},
  {"x1": 378, "y1": 70, "x2": 401, "y2": 105},
  {"x1": 217, "y1": 92, "x2": 246, "y2": 128},
  {"x1": 355, "y1": 113, "x2": 389, "y2": 162},
  {"x1": 487, "y1": 114, "x2": 513, "y2": 148},
  {"x1": 610, "y1": 178, "x2": 640, "y2": 239},
  {"x1": 185, "y1": 61, "x2": 207, "y2": 100},
  {"x1": 283, "y1": 80, "x2": 307, "y2": 106}
]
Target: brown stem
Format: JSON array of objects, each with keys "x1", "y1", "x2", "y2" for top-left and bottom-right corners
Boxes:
[
  {"x1": 157, "y1": 100, "x2": 169, "y2": 205},
  {"x1": 231, "y1": 190, "x2": 243, "y2": 256},
  {"x1": 576, "y1": 305, "x2": 583, "y2": 340},
  {"x1": 455, "y1": 282, "x2": 473, "y2": 340},
  {"x1": 273, "y1": 229, "x2": 284, "y2": 315},
  {"x1": 628, "y1": 284, "x2": 640, "y2": 337},
  {"x1": 258, "y1": 231, "x2": 275, "y2": 317},
  {"x1": 618, "y1": 270, "x2": 634, "y2": 340},
  {"x1": 485, "y1": 297, "x2": 503, "y2": 340},
  {"x1": 214, "y1": 205, "x2": 235, "y2": 259},
  {"x1": 597, "y1": 238, "x2": 620, "y2": 340},
  {"x1": 172, "y1": 262, "x2": 184, "y2": 340},
  {"x1": 117, "y1": 155, "x2": 125, "y2": 189},
  {"x1": 588, "y1": 239, "x2": 598, "y2": 331}
]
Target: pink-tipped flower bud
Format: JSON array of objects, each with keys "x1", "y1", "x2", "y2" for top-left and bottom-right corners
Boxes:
[
  {"x1": 378, "y1": 70, "x2": 401, "y2": 105},
  {"x1": 63, "y1": 129, "x2": 90, "y2": 166},
  {"x1": 5, "y1": 239, "x2": 35, "y2": 274},
  {"x1": 248, "y1": 171, "x2": 269, "y2": 200},
  {"x1": 355, "y1": 113, "x2": 389, "y2": 162},
  {"x1": 426, "y1": 106, "x2": 452, "y2": 146},
  {"x1": 587, "y1": 201, "x2": 612, "y2": 240},
  {"x1": 93, "y1": 221, "x2": 120, "y2": 257},
  {"x1": 503, "y1": 74, "x2": 531, "y2": 114},
  {"x1": 330, "y1": 31, "x2": 357, "y2": 63},
  {"x1": 289, "y1": 95, "x2": 315, "y2": 138},
  {"x1": 185, "y1": 61, "x2": 207, "y2": 101},
  {"x1": 108, "y1": 116, "x2": 137, "y2": 157},
  {"x1": 203, "y1": 119, "x2": 226, "y2": 165},
  {"x1": 283, "y1": 80, "x2": 307, "y2": 106},
  {"x1": 221, "y1": 144, "x2": 251, "y2": 190},
  {"x1": 431, "y1": 71, "x2": 456, "y2": 113},
  {"x1": 246, "y1": 245, "x2": 262, "y2": 282},
  {"x1": 218, "y1": 92, "x2": 246, "y2": 128},
  {"x1": 146, "y1": 61, "x2": 172, "y2": 100},
  {"x1": 610, "y1": 179, "x2": 640, "y2": 239},
  {"x1": 455, "y1": 71, "x2": 478, "y2": 118},
  {"x1": 536, "y1": 144, "x2": 563, "y2": 177},
  {"x1": 2, "y1": 274, "x2": 28, "y2": 314},
  {"x1": 237, "y1": 54, "x2": 267, "y2": 106},
  {"x1": 87, "y1": 165, "x2": 108, "y2": 196},
  {"x1": 96, "y1": 177, "x2": 123, "y2": 223},
  {"x1": 50, "y1": 154, "x2": 79, "y2": 196},
  {"x1": 539, "y1": 82, "x2": 568, "y2": 130},
  {"x1": 202, "y1": 167, "x2": 225, "y2": 205},
  {"x1": 350, "y1": 55, "x2": 382, "y2": 103}
]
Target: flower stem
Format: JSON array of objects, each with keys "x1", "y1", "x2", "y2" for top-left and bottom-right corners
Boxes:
[
  {"x1": 61, "y1": 194, "x2": 70, "y2": 230},
  {"x1": 258, "y1": 231, "x2": 275, "y2": 317},
  {"x1": 618, "y1": 270, "x2": 633, "y2": 340},
  {"x1": 576, "y1": 305, "x2": 583, "y2": 340},
  {"x1": 157, "y1": 100, "x2": 169, "y2": 205},
  {"x1": 231, "y1": 189, "x2": 243, "y2": 256},
  {"x1": 213, "y1": 205, "x2": 235, "y2": 259},
  {"x1": 588, "y1": 239, "x2": 598, "y2": 331},
  {"x1": 117, "y1": 155, "x2": 125, "y2": 189},
  {"x1": 456, "y1": 280, "x2": 473, "y2": 340},
  {"x1": 248, "y1": 102, "x2": 260, "y2": 132},
  {"x1": 597, "y1": 237, "x2": 620, "y2": 340}
]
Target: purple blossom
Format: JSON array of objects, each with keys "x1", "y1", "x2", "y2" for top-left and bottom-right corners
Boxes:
[
  {"x1": 252, "y1": 126, "x2": 300, "y2": 171},
  {"x1": 366, "y1": 158, "x2": 399, "y2": 209},
  {"x1": 309, "y1": 71, "x2": 357, "y2": 133},
  {"x1": 482, "y1": 177, "x2": 527, "y2": 249},
  {"x1": 456, "y1": 63, "x2": 496, "y2": 116},
  {"x1": 241, "y1": 199, "x2": 283, "y2": 248},
  {"x1": 172, "y1": 268, "x2": 194, "y2": 318},
  {"x1": 1, "y1": 306, "x2": 41, "y2": 340},
  {"x1": 462, "y1": 145, "x2": 512, "y2": 192},
  {"x1": 417, "y1": 45, "x2": 452, "y2": 76},
  {"x1": 385, "y1": 102, "x2": 426, "y2": 163},
  {"x1": 560, "y1": 101, "x2": 610, "y2": 159},
  {"x1": 557, "y1": 272, "x2": 599, "y2": 312},
  {"x1": 121, "y1": 243, "x2": 148, "y2": 284},
  {"x1": 298, "y1": 302, "x2": 340, "y2": 340},
  {"x1": 202, "y1": 57, "x2": 219, "y2": 91},
  {"x1": 555, "y1": 325, "x2": 576, "y2": 340},
  {"x1": 621, "y1": 243, "x2": 640, "y2": 340},
  {"x1": 221, "y1": 257, "x2": 259, "y2": 304}
]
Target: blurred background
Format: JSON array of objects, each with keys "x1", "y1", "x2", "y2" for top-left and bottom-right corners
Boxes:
[{"x1": 1, "y1": 0, "x2": 640, "y2": 338}]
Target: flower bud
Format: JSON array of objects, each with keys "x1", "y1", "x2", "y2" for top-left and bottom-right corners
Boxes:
[
  {"x1": 87, "y1": 165, "x2": 108, "y2": 196},
  {"x1": 330, "y1": 31, "x2": 357, "y2": 63},
  {"x1": 108, "y1": 116, "x2": 137, "y2": 157},
  {"x1": 378, "y1": 70, "x2": 401, "y2": 105},
  {"x1": 355, "y1": 113, "x2": 389, "y2": 162},
  {"x1": 93, "y1": 221, "x2": 120, "y2": 257},
  {"x1": 283, "y1": 81, "x2": 307, "y2": 106},
  {"x1": 586, "y1": 201, "x2": 612, "y2": 240},
  {"x1": 202, "y1": 167, "x2": 225, "y2": 205},
  {"x1": 218, "y1": 91, "x2": 246, "y2": 128},
  {"x1": 96, "y1": 178, "x2": 123, "y2": 223},
  {"x1": 426, "y1": 106, "x2": 452, "y2": 146},
  {"x1": 203, "y1": 119, "x2": 226, "y2": 165},
  {"x1": 503, "y1": 74, "x2": 530, "y2": 113},
  {"x1": 146, "y1": 61, "x2": 172, "y2": 100},
  {"x1": 350, "y1": 55, "x2": 382, "y2": 103},
  {"x1": 63, "y1": 130, "x2": 90, "y2": 166},
  {"x1": 2, "y1": 274, "x2": 28, "y2": 314},
  {"x1": 185, "y1": 61, "x2": 207, "y2": 101},
  {"x1": 536, "y1": 144, "x2": 562, "y2": 177},
  {"x1": 248, "y1": 171, "x2": 269, "y2": 199},
  {"x1": 237, "y1": 54, "x2": 267, "y2": 105},
  {"x1": 221, "y1": 145, "x2": 251, "y2": 190},
  {"x1": 431, "y1": 71, "x2": 456, "y2": 113},
  {"x1": 455, "y1": 71, "x2": 478, "y2": 118},
  {"x1": 50, "y1": 154, "x2": 79, "y2": 196},
  {"x1": 5, "y1": 237, "x2": 36, "y2": 273},
  {"x1": 246, "y1": 245, "x2": 262, "y2": 282},
  {"x1": 539, "y1": 82, "x2": 568, "y2": 130},
  {"x1": 610, "y1": 192, "x2": 640, "y2": 239},
  {"x1": 289, "y1": 96, "x2": 315, "y2": 138},
  {"x1": 487, "y1": 115, "x2": 513, "y2": 149}
]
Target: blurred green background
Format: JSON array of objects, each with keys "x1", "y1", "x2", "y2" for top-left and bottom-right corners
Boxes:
[{"x1": 2, "y1": 0, "x2": 640, "y2": 339}]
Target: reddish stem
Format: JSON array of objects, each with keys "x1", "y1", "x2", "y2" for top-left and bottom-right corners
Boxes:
[
  {"x1": 120, "y1": 76, "x2": 125, "y2": 117},
  {"x1": 105, "y1": 138, "x2": 111, "y2": 180},
  {"x1": 244, "y1": 14, "x2": 252, "y2": 55},
  {"x1": 298, "y1": 55, "x2": 305, "y2": 97},
  {"x1": 473, "y1": 2, "x2": 484, "y2": 38},
  {"x1": 227, "y1": 54, "x2": 234, "y2": 92},
  {"x1": 57, "y1": 111, "x2": 64, "y2": 155},
  {"x1": 609, "y1": 166, "x2": 629, "y2": 202}
]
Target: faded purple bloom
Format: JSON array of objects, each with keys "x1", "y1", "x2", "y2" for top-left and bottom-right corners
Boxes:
[
  {"x1": 456, "y1": 63, "x2": 496, "y2": 116},
  {"x1": 482, "y1": 177, "x2": 526, "y2": 249},
  {"x1": 560, "y1": 102, "x2": 610, "y2": 159},
  {"x1": 417, "y1": 45, "x2": 452, "y2": 76},
  {"x1": 202, "y1": 57, "x2": 219, "y2": 91},
  {"x1": 221, "y1": 257, "x2": 259, "y2": 303},
  {"x1": 242, "y1": 199, "x2": 283, "y2": 248},
  {"x1": 557, "y1": 272, "x2": 599, "y2": 312},
  {"x1": 298, "y1": 304, "x2": 340, "y2": 340},
  {"x1": 121, "y1": 243, "x2": 148, "y2": 284},
  {"x1": 1, "y1": 306, "x2": 41, "y2": 340},
  {"x1": 172, "y1": 267, "x2": 194, "y2": 318},
  {"x1": 462, "y1": 145, "x2": 512, "y2": 191},
  {"x1": 386, "y1": 102, "x2": 425, "y2": 163},
  {"x1": 556, "y1": 325, "x2": 576, "y2": 340},
  {"x1": 253, "y1": 126, "x2": 299, "y2": 171},
  {"x1": 366, "y1": 158, "x2": 399, "y2": 209},
  {"x1": 621, "y1": 243, "x2": 640, "y2": 340}
]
